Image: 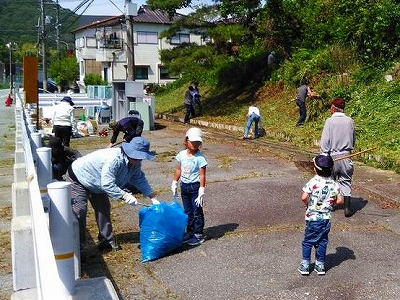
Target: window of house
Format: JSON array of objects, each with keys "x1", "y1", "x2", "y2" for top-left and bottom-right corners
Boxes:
[
  {"x1": 86, "y1": 37, "x2": 97, "y2": 48},
  {"x1": 159, "y1": 67, "x2": 178, "y2": 79},
  {"x1": 170, "y1": 33, "x2": 190, "y2": 45},
  {"x1": 137, "y1": 31, "x2": 158, "y2": 44},
  {"x1": 135, "y1": 67, "x2": 148, "y2": 80}
]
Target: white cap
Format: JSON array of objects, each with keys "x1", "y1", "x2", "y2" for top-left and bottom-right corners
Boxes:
[{"x1": 186, "y1": 127, "x2": 203, "y2": 142}]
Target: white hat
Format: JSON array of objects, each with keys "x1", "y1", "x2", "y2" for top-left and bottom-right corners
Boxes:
[{"x1": 186, "y1": 127, "x2": 203, "y2": 142}]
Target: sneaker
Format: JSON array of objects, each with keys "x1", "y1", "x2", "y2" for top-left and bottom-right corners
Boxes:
[
  {"x1": 97, "y1": 237, "x2": 121, "y2": 252},
  {"x1": 182, "y1": 232, "x2": 193, "y2": 244},
  {"x1": 298, "y1": 263, "x2": 310, "y2": 275},
  {"x1": 314, "y1": 264, "x2": 326, "y2": 275},
  {"x1": 187, "y1": 234, "x2": 205, "y2": 246}
]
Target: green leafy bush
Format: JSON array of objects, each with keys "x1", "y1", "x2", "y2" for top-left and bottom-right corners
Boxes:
[{"x1": 83, "y1": 73, "x2": 107, "y2": 86}]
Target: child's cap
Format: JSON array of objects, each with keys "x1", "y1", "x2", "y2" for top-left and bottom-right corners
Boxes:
[
  {"x1": 186, "y1": 127, "x2": 203, "y2": 142},
  {"x1": 313, "y1": 153, "x2": 334, "y2": 170}
]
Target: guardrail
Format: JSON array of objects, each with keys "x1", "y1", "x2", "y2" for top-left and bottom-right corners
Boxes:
[
  {"x1": 11, "y1": 91, "x2": 118, "y2": 299},
  {"x1": 12, "y1": 92, "x2": 73, "y2": 299}
]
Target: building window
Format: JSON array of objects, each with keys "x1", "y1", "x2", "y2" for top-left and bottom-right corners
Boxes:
[
  {"x1": 103, "y1": 67, "x2": 108, "y2": 82},
  {"x1": 135, "y1": 67, "x2": 148, "y2": 80},
  {"x1": 159, "y1": 67, "x2": 178, "y2": 80},
  {"x1": 137, "y1": 31, "x2": 158, "y2": 44},
  {"x1": 86, "y1": 37, "x2": 97, "y2": 48},
  {"x1": 170, "y1": 33, "x2": 190, "y2": 45}
]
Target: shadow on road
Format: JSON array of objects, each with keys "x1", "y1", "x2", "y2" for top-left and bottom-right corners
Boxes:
[
  {"x1": 350, "y1": 196, "x2": 368, "y2": 217},
  {"x1": 326, "y1": 246, "x2": 356, "y2": 271},
  {"x1": 205, "y1": 222, "x2": 239, "y2": 240}
]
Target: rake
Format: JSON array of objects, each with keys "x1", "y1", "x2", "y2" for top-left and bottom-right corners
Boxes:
[{"x1": 295, "y1": 147, "x2": 377, "y2": 174}]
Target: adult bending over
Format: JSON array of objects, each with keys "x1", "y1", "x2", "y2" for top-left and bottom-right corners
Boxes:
[{"x1": 66, "y1": 137, "x2": 159, "y2": 252}]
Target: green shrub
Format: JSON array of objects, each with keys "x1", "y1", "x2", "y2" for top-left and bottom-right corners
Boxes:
[{"x1": 83, "y1": 73, "x2": 107, "y2": 86}]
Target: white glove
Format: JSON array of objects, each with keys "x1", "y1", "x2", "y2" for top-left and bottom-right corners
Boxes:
[
  {"x1": 122, "y1": 192, "x2": 138, "y2": 206},
  {"x1": 151, "y1": 197, "x2": 160, "y2": 205},
  {"x1": 194, "y1": 187, "x2": 205, "y2": 207},
  {"x1": 171, "y1": 180, "x2": 178, "y2": 197}
]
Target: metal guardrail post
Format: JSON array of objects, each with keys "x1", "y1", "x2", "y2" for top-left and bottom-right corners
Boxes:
[
  {"x1": 48, "y1": 181, "x2": 76, "y2": 296},
  {"x1": 36, "y1": 147, "x2": 52, "y2": 212}
]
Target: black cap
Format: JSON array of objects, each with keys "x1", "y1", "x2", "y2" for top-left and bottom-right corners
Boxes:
[
  {"x1": 313, "y1": 154, "x2": 334, "y2": 170},
  {"x1": 61, "y1": 96, "x2": 74, "y2": 106}
]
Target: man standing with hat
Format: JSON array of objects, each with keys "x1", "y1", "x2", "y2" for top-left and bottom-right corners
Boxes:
[
  {"x1": 320, "y1": 97, "x2": 355, "y2": 217},
  {"x1": 52, "y1": 96, "x2": 75, "y2": 147},
  {"x1": 66, "y1": 136, "x2": 159, "y2": 252}
]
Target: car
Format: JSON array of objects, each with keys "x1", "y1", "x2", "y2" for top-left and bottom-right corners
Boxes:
[
  {"x1": 38, "y1": 88, "x2": 52, "y2": 94},
  {"x1": 38, "y1": 78, "x2": 58, "y2": 93}
]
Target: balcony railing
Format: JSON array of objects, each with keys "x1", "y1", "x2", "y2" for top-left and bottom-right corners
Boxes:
[{"x1": 102, "y1": 38, "x2": 123, "y2": 49}]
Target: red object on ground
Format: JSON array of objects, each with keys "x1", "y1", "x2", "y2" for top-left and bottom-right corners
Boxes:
[
  {"x1": 5, "y1": 94, "x2": 12, "y2": 106},
  {"x1": 99, "y1": 129, "x2": 108, "y2": 137}
]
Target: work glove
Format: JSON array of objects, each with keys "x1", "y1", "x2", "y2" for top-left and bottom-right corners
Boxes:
[
  {"x1": 171, "y1": 180, "x2": 178, "y2": 197},
  {"x1": 151, "y1": 197, "x2": 160, "y2": 205},
  {"x1": 194, "y1": 187, "x2": 205, "y2": 207},
  {"x1": 122, "y1": 192, "x2": 138, "y2": 206}
]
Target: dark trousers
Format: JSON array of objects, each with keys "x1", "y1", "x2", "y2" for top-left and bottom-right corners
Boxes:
[
  {"x1": 66, "y1": 170, "x2": 113, "y2": 249},
  {"x1": 194, "y1": 97, "x2": 202, "y2": 115},
  {"x1": 53, "y1": 125, "x2": 72, "y2": 147},
  {"x1": 180, "y1": 182, "x2": 204, "y2": 235},
  {"x1": 296, "y1": 100, "x2": 307, "y2": 125},
  {"x1": 184, "y1": 104, "x2": 195, "y2": 123}
]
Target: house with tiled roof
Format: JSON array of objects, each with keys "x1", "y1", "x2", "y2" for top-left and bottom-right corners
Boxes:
[{"x1": 72, "y1": 5, "x2": 205, "y2": 87}]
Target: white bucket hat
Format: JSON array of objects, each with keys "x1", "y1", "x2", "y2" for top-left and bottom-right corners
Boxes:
[{"x1": 186, "y1": 127, "x2": 203, "y2": 142}]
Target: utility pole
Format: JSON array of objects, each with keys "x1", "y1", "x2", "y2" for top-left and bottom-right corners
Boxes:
[
  {"x1": 56, "y1": 0, "x2": 60, "y2": 60},
  {"x1": 125, "y1": 0, "x2": 136, "y2": 81},
  {"x1": 7, "y1": 42, "x2": 13, "y2": 95},
  {"x1": 41, "y1": 0, "x2": 47, "y2": 91}
]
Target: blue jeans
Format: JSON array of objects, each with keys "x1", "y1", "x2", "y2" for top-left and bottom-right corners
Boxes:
[
  {"x1": 296, "y1": 100, "x2": 306, "y2": 125},
  {"x1": 180, "y1": 182, "x2": 204, "y2": 235},
  {"x1": 301, "y1": 219, "x2": 331, "y2": 263},
  {"x1": 244, "y1": 113, "x2": 260, "y2": 138}
]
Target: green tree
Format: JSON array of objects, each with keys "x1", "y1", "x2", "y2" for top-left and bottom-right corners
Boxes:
[{"x1": 48, "y1": 56, "x2": 79, "y2": 91}]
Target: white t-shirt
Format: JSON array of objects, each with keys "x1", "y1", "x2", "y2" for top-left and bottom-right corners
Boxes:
[{"x1": 248, "y1": 105, "x2": 260, "y2": 117}]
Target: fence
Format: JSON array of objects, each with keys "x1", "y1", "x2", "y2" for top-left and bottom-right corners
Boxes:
[{"x1": 11, "y1": 91, "x2": 118, "y2": 299}]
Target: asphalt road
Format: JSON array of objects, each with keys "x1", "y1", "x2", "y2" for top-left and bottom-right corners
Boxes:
[
  {"x1": 2, "y1": 92, "x2": 400, "y2": 299},
  {"x1": 128, "y1": 119, "x2": 400, "y2": 300}
]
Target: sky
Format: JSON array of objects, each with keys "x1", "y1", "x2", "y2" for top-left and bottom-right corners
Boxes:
[{"x1": 57, "y1": 0, "x2": 212, "y2": 16}]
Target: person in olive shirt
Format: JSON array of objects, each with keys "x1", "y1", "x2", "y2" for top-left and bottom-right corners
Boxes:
[{"x1": 108, "y1": 110, "x2": 144, "y2": 148}]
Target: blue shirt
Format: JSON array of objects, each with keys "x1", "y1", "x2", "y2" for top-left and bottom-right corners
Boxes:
[
  {"x1": 176, "y1": 149, "x2": 208, "y2": 183},
  {"x1": 71, "y1": 147, "x2": 153, "y2": 199}
]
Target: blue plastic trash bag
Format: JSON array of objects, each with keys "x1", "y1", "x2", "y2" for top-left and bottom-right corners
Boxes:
[{"x1": 138, "y1": 200, "x2": 188, "y2": 263}]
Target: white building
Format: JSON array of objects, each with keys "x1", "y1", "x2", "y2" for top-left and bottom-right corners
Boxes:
[{"x1": 72, "y1": 5, "x2": 205, "y2": 88}]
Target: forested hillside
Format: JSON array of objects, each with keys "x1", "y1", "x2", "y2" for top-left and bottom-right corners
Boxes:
[
  {"x1": 0, "y1": 0, "x2": 76, "y2": 46},
  {"x1": 0, "y1": 0, "x2": 78, "y2": 66},
  {"x1": 150, "y1": 0, "x2": 400, "y2": 172}
]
